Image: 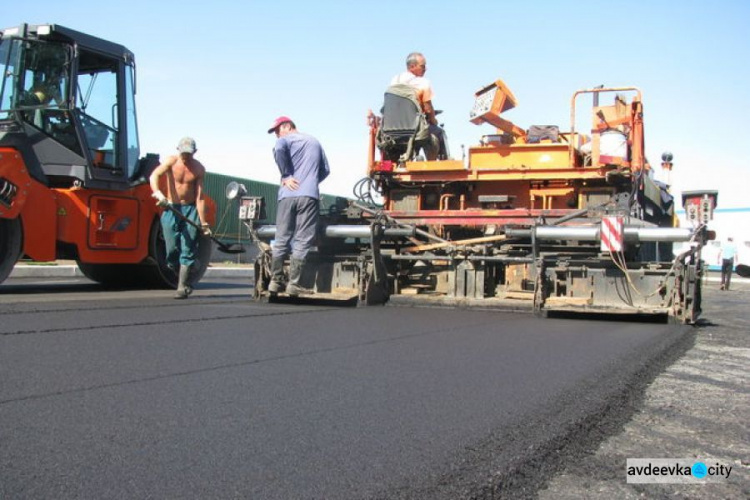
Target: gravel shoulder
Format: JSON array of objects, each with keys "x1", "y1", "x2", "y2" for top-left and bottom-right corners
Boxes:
[{"x1": 537, "y1": 275, "x2": 750, "y2": 499}]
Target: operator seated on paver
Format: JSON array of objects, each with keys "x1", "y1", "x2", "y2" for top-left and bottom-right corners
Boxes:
[{"x1": 390, "y1": 51, "x2": 448, "y2": 160}]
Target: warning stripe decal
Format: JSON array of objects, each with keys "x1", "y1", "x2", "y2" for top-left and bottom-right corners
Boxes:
[{"x1": 601, "y1": 216, "x2": 624, "y2": 252}]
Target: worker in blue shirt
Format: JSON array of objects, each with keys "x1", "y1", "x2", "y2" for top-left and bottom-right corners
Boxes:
[
  {"x1": 719, "y1": 236, "x2": 738, "y2": 290},
  {"x1": 267, "y1": 116, "x2": 330, "y2": 295}
]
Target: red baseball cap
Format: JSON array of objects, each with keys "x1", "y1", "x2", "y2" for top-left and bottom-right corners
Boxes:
[{"x1": 267, "y1": 116, "x2": 293, "y2": 134}]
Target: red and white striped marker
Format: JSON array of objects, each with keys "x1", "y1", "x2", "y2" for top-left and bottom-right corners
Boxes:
[{"x1": 601, "y1": 216, "x2": 624, "y2": 252}]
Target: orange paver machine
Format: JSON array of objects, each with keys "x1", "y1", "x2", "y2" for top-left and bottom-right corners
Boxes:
[{"x1": 245, "y1": 78, "x2": 711, "y2": 322}]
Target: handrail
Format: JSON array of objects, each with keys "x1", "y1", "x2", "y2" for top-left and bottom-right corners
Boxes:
[{"x1": 568, "y1": 86, "x2": 642, "y2": 170}]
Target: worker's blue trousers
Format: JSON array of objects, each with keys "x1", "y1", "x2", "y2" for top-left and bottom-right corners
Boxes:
[
  {"x1": 272, "y1": 196, "x2": 319, "y2": 261},
  {"x1": 160, "y1": 204, "x2": 200, "y2": 268}
]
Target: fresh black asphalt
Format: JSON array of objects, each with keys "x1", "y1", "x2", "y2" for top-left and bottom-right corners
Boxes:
[{"x1": 0, "y1": 278, "x2": 691, "y2": 499}]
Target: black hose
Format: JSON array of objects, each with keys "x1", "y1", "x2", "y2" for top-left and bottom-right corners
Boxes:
[{"x1": 352, "y1": 177, "x2": 383, "y2": 208}]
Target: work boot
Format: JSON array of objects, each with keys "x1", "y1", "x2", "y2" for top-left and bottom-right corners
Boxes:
[
  {"x1": 175, "y1": 265, "x2": 192, "y2": 299},
  {"x1": 285, "y1": 257, "x2": 314, "y2": 296},
  {"x1": 267, "y1": 257, "x2": 286, "y2": 294}
]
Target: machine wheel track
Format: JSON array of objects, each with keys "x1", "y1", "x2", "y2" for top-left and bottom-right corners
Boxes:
[
  {"x1": 77, "y1": 218, "x2": 211, "y2": 289},
  {"x1": 0, "y1": 218, "x2": 23, "y2": 285}
]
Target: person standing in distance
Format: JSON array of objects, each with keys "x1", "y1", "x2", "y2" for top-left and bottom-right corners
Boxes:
[
  {"x1": 267, "y1": 117, "x2": 330, "y2": 295},
  {"x1": 149, "y1": 137, "x2": 211, "y2": 299},
  {"x1": 390, "y1": 51, "x2": 447, "y2": 159},
  {"x1": 719, "y1": 236, "x2": 738, "y2": 290}
]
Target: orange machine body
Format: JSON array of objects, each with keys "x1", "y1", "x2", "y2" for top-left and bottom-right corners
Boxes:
[
  {"x1": 0, "y1": 147, "x2": 215, "y2": 264},
  {"x1": 368, "y1": 81, "x2": 649, "y2": 226}
]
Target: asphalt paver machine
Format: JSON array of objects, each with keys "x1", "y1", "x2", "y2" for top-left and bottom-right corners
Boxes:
[{"x1": 242, "y1": 78, "x2": 712, "y2": 323}]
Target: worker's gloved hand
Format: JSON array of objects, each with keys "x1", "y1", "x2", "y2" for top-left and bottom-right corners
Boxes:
[
  {"x1": 201, "y1": 223, "x2": 212, "y2": 237},
  {"x1": 152, "y1": 190, "x2": 169, "y2": 207}
]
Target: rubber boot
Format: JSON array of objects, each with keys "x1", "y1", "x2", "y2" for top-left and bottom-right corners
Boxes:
[
  {"x1": 267, "y1": 257, "x2": 286, "y2": 293},
  {"x1": 285, "y1": 257, "x2": 314, "y2": 296},
  {"x1": 175, "y1": 265, "x2": 192, "y2": 299}
]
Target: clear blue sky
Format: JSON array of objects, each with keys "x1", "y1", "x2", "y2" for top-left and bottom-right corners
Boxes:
[{"x1": 6, "y1": 0, "x2": 750, "y2": 207}]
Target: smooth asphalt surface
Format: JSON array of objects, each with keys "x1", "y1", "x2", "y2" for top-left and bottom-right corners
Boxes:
[{"x1": 0, "y1": 277, "x2": 691, "y2": 499}]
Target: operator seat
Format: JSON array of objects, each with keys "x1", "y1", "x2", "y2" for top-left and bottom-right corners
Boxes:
[{"x1": 377, "y1": 83, "x2": 438, "y2": 162}]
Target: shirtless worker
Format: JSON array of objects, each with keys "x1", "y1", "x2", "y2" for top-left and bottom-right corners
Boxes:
[{"x1": 149, "y1": 137, "x2": 211, "y2": 299}]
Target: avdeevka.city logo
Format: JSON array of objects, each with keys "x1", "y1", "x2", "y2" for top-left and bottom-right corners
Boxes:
[
  {"x1": 626, "y1": 458, "x2": 733, "y2": 484},
  {"x1": 691, "y1": 461, "x2": 708, "y2": 479}
]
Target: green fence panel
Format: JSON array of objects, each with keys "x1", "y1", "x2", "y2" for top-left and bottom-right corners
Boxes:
[{"x1": 203, "y1": 172, "x2": 349, "y2": 244}]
